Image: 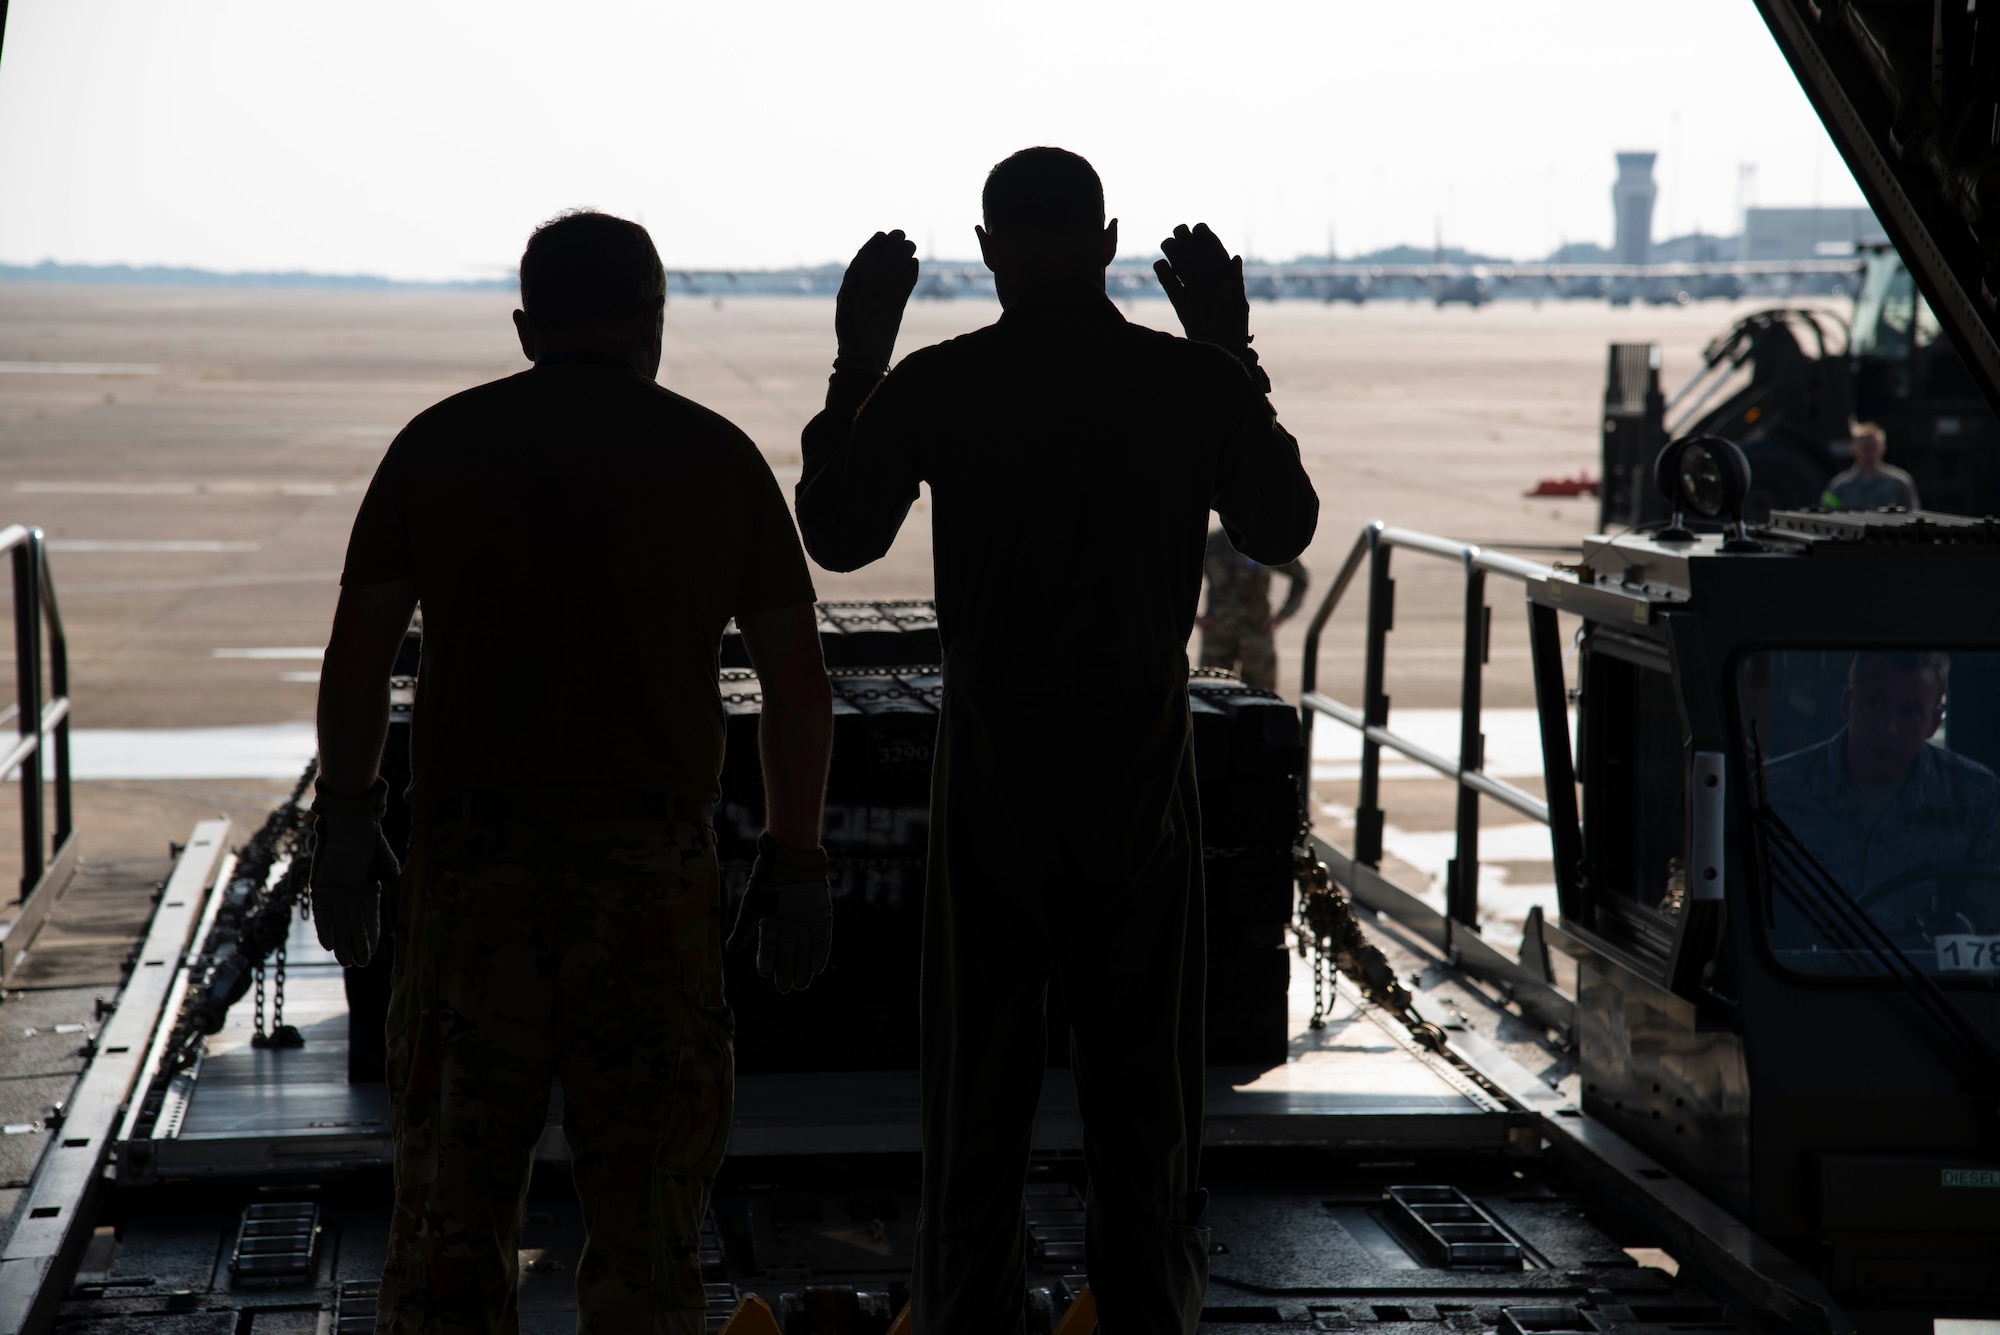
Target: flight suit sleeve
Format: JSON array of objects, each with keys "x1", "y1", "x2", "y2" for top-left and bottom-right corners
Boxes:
[
  {"x1": 1198, "y1": 529, "x2": 1227, "y2": 617},
  {"x1": 1208, "y1": 352, "x2": 1318, "y2": 566},
  {"x1": 796, "y1": 361, "x2": 926, "y2": 573}
]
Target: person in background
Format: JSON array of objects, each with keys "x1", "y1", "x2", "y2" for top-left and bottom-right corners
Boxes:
[
  {"x1": 1823, "y1": 420, "x2": 1920, "y2": 511},
  {"x1": 1197, "y1": 525, "x2": 1308, "y2": 690}
]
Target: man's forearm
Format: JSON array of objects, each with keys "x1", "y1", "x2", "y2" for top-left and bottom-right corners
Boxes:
[
  {"x1": 316, "y1": 680, "x2": 390, "y2": 797},
  {"x1": 796, "y1": 366, "x2": 917, "y2": 575},
  {"x1": 800, "y1": 368, "x2": 882, "y2": 490},
  {"x1": 759, "y1": 680, "x2": 834, "y2": 850},
  {"x1": 1219, "y1": 416, "x2": 1319, "y2": 568},
  {"x1": 314, "y1": 579, "x2": 418, "y2": 797}
]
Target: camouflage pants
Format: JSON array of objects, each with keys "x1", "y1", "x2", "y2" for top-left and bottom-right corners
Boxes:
[
  {"x1": 1200, "y1": 623, "x2": 1277, "y2": 691},
  {"x1": 378, "y1": 811, "x2": 731, "y2": 1335}
]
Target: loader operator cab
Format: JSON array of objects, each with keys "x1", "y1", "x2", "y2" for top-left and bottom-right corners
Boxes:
[
  {"x1": 1848, "y1": 248, "x2": 1941, "y2": 372},
  {"x1": 1298, "y1": 426, "x2": 2000, "y2": 1318},
  {"x1": 1541, "y1": 456, "x2": 2000, "y2": 1307}
]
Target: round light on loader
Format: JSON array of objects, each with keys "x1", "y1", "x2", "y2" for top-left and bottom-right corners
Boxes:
[
  {"x1": 1653, "y1": 435, "x2": 1754, "y2": 542},
  {"x1": 1674, "y1": 437, "x2": 1751, "y2": 519}
]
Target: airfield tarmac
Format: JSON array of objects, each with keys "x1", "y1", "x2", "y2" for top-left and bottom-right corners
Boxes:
[{"x1": 0, "y1": 285, "x2": 1827, "y2": 945}]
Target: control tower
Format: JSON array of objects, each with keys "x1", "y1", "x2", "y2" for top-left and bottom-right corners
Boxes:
[{"x1": 1613, "y1": 152, "x2": 1658, "y2": 265}]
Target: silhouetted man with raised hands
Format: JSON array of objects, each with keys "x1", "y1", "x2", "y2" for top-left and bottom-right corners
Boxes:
[{"x1": 798, "y1": 148, "x2": 1318, "y2": 1334}]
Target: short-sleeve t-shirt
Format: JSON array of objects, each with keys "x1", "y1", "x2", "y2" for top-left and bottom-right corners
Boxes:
[
  {"x1": 1824, "y1": 463, "x2": 1920, "y2": 512},
  {"x1": 341, "y1": 358, "x2": 816, "y2": 808}
]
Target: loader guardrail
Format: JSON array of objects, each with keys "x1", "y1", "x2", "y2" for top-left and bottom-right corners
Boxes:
[
  {"x1": 1297, "y1": 521, "x2": 1578, "y2": 1037},
  {"x1": 1, "y1": 524, "x2": 76, "y2": 961}
]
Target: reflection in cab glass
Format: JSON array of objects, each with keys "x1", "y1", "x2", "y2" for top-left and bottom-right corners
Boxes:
[{"x1": 1743, "y1": 650, "x2": 2000, "y2": 977}]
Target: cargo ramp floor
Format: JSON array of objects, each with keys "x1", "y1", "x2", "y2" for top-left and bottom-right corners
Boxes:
[{"x1": 0, "y1": 829, "x2": 1788, "y2": 1335}]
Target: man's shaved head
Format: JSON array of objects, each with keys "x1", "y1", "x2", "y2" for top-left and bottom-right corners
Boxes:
[
  {"x1": 981, "y1": 147, "x2": 1105, "y2": 246},
  {"x1": 519, "y1": 210, "x2": 666, "y2": 332}
]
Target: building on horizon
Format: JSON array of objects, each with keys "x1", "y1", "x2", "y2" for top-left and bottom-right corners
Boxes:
[
  {"x1": 1613, "y1": 152, "x2": 1658, "y2": 266},
  {"x1": 1650, "y1": 231, "x2": 1741, "y2": 264},
  {"x1": 1742, "y1": 206, "x2": 1885, "y2": 260}
]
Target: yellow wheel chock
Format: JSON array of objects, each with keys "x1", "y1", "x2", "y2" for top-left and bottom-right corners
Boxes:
[{"x1": 717, "y1": 1293, "x2": 782, "y2": 1334}]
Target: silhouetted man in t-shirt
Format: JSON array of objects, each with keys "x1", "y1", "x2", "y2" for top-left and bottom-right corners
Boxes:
[
  {"x1": 1823, "y1": 420, "x2": 1920, "y2": 511},
  {"x1": 798, "y1": 148, "x2": 1318, "y2": 1334},
  {"x1": 314, "y1": 211, "x2": 835, "y2": 1334}
]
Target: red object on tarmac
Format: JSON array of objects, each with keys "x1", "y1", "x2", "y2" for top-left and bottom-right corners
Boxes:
[{"x1": 1526, "y1": 473, "x2": 1600, "y2": 497}]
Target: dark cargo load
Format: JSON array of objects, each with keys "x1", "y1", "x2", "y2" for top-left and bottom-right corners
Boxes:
[
  {"x1": 717, "y1": 655, "x2": 1303, "y2": 1073},
  {"x1": 350, "y1": 605, "x2": 1301, "y2": 1079},
  {"x1": 721, "y1": 600, "x2": 942, "y2": 670}
]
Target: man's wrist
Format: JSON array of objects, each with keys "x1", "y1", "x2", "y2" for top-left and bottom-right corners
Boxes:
[
  {"x1": 832, "y1": 346, "x2": 891, "y2": 379},
  {"x1": 824, "y1": 361, "x2": 884, "y2": 421},
  {"x1": 1232, "y1": 342, "x2": 1273, "y2": 394},
  {"x1": 828, "y1": 357, "x2": 885, "y2": 387},
  {"x1": 754, "y1": 831, "x2": 829, "y2": 884},
  {"x1": 311, "y1": 776, "x2": 388, "y2": 822}
]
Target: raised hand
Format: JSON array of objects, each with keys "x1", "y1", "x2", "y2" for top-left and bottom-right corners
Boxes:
[
  {"x1": 835, "y1": 230, "x2": 920, "y2": 375},
  {"x1": 1153, "y1": 223, "x2": 1251, "y2": 353}
]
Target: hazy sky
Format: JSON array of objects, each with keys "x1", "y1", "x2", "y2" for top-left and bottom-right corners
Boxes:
[{"x1": 0, "y1": 0, "x2": 1867, "y2": 281}]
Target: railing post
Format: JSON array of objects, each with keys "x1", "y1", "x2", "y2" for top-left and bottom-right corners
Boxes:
[
  {"x1": 12, "y1": 531, "x2": 47, "y2": 901},
  {"x1": 1355, "y1": 530, "x2": 1393, "y2": 867},
  {"x1": 43, "y1": 553, "x2": 71, "y2": 850},
  {"x1": 1447, "y1": 560, "x2": 1489, "y2": 932},
  {"x1": 1295, "y1": 526, "x2": 1374, "y2": 836},
  {"x1": 1528, "y1": 595, "x2": 1585, "y2": 923}
]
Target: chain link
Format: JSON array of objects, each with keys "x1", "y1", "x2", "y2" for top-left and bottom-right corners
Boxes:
[
  {"x1": 271, "y1": 943, "x2": 287, "y2": 1034},
  {"x1": 1312, "y1": 946, "x2": 1333, "y2": 1030},
  {"x1": 722, "y1": 668, "x2": 946, "y2": 710},
  {"x1": 1294, "y1": 848, "x2": 1338, "y2": 1030},
  {"x1": 1292, "y1": 843, "x2": 1448, "y2": 1051},
  {"x1": 1187, "y1": 667, "x2": 1286, "y2": 702}
]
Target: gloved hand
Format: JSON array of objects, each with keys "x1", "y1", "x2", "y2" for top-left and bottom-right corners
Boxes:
[
  {"x1": 833, "y1": 230, "x2": 920, "y2": 376},
  {"x1": 726, "y1": 833, "x2": 833, "y2": 993},
  {"x1": 1154, "y1": 222, "x2": 1248, "y2": 351},
  {"x1": 309, "y1": 778, "x2": 400, "y2": 969},
  {"x1": 1154, "y1": 222, "x2": 1272, "y2": 393}
]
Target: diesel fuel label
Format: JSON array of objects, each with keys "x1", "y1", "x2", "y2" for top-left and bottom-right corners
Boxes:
[{"x1": 1941, "y1": 1168, "x2": 2000, "y2": 1189}]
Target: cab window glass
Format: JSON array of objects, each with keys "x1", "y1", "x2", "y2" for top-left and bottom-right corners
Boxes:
[
  {"x1": 1851, "y1": 259, "x2": 1916, "y2": 360},
  {"x1": 1579, "y1": 648, "x2": 1683, "y2": 960},
  {"x1": 1914, "y1": 293, "x2": 1942, "y2": 350},
  {"x1": 1739, "y1": 649, "x2": 2000, "y2": 978}
]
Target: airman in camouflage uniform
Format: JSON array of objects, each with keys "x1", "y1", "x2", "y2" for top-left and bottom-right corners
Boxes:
[
  {"x1": 310, "y1": 211, "x2": 832, "y2": 1335},
  {"x1": 1198, "y1": 526, "x2": 1308, "y2": 690},
  {"x1": 379, "y1": 809, "x2": 732, "y2": 1333}
]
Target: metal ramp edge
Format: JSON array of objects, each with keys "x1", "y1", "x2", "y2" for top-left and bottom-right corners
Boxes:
[
  {"x1": 1412, "y1": 973, "x2": 1855, "y2": 1335},
  {"x1": 0, "y1": 820, "x2": 229, "y2": 1335}
]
